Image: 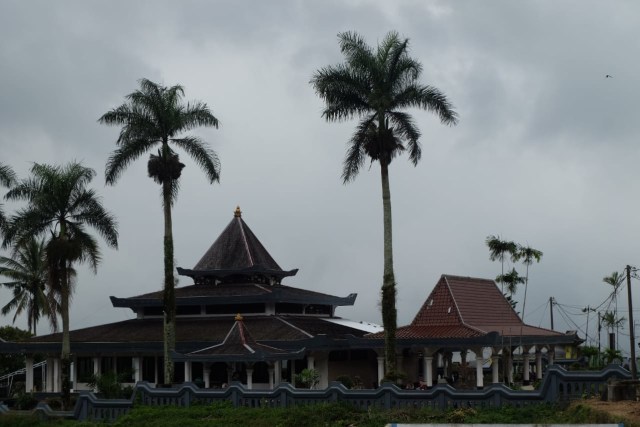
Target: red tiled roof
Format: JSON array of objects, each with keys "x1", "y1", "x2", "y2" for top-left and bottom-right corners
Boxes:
[
  {"x1": 403, "y1": 274, "x2": 561, "y2": 339},
  {"x1": 371, "y1": 325, "x2": 483, "y2": 339}
]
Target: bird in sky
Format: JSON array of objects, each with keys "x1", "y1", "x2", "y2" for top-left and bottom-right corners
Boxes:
[{"x1": 605, "y1": 74, "x2": 613, "y2": 78}]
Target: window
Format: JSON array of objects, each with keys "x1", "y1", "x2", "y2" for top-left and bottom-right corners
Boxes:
[{"x1": 76, "y1": 357, "x2": 93, "y2": 382}]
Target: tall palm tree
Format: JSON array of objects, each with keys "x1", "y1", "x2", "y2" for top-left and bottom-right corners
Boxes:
[
  {"x1": 99, "y1": 78, "x2": 220, "y2": 384},
  {"x1": 311, "y1": 31, "x2": 458, "y2": 376},
  {"x1": 517, "y1": 245, "x2": 543, "y2": 321},
  {"x1": 486, "y1": 235, "x2": 518, "y2": 293},
  {"x1": 2, "y1": 162, "x2": 118, "y2": 408},
  {"x1": 0, "y1": 237, "x2": 58, "y2": 335},
  {"x1": 0, "y1": 163, "x2": 16, "y2": 231},
  {"x1": 603, "y1": 272, "x2": 623, "y2": 349}
]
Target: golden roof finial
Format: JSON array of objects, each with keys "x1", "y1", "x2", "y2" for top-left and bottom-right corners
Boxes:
[
  {"x1": 234, "y1": 206, "x2": 242, "y2": 218},
  {"x1": 235, "y1": 313, "x2": 243, "y2": 321}
]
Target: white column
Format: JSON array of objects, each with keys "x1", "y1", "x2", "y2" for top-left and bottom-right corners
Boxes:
[
  {"x1": 203, "y1": 365, "x2": 211, "y2": 388},
  {"x1": 536, "y1": 350, "x2": 543, "y2": 379},
  {"x1": 523, "y1": 352, "x2": 531, "y2": 383},
  {"x1": 92, "y1": 357, "x2": 100, "y2": 376},
  {"x1": 53, "y1": 358, "x2": 60, "y2": 392},
  {"x1": 476, "y1": 349, "x2": 484, "y2": 388},
  {"x1": 246, "y1": 368, "x2": 254, "y2": 390},
  {"x1": 376, "y1": 356, "x2": 384, "y2": 385},
  {"x1": 133, "y1": 357, "x2": 142, "y2": 383},
  {"x1": 72, "y1": 356, "x2": 78, "y2": 391},
  {"x1": 268, "y1": 366, "x2": 274, "y2": 389},
  {"x1": 25, "y1": 357, "x2": 34, "y2": 392},
  {"x1": 491, "y1": 355, "x2": 500, "y2": 383},
  {"x1": 184, "y1": 361, "x2": 192, "y2": 383},
  {"x1": 548, "y1": 348, "x2": 555, "y2": 366},
  {"x1": 307, "y1": 356, "x2": 315, "y2": 370},
  {"x1": 423, "y1": 356, "x2": 433, "y2": 387},
  {"x1": 274, "y1": 361, "x2": 281, "y2": 386},
  {"x1": 46, "y1": 358, "x2": 54, "y2": 392},
  {"x1": 91, "y1": 357, "x2": 100, "y2": 392}
]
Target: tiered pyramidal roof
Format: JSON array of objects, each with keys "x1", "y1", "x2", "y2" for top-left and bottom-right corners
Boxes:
[{"x1": 177, "y1": 206, "x2": 298, "y2": 285}]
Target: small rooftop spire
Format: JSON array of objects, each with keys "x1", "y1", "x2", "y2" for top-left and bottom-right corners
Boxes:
[
  {"x1": 234, "y1": 206, "x2": 242, "y2": 218},
  {"x1": 235, "y1": 313, "x2": 243, "y2": 321}
]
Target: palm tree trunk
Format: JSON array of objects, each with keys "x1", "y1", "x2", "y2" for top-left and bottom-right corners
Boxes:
[
  {"x1": 162, "y1": 178, "x2": 176, "y2": 385},
  {"x1": 60, "y1": 261, "x2": 71, "y2": 409},
  {"x1": 380, "y1": 160, "x2": 397, "y2": 377},
  {"x1": 522, "y1": 264, "x2": 529, "y2": 321}
]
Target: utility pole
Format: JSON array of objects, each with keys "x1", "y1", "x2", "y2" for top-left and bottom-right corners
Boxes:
[
  {"x1": 597, "y1": 311, "x2": 601, "y2": 359},
  {"x1": 626, "y1": 265, "x2": 637, "y2": 379},
  {"x1": 550, "y1": 296, "x2": 554, "y2": 330},
  {"x1": 582, "y1": 306, "x2": 596, "y2": 345}
]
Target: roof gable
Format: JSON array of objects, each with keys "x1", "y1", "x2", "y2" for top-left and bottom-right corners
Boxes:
[{"x1": 409, "y1": 274, "x2": 562, "y2": 337}]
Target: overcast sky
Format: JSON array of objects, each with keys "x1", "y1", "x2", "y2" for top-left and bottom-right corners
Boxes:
[{"x1": 1, "y1": 0, "x2": 639, "y2": 355}]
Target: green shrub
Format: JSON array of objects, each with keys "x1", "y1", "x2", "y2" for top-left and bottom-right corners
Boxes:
[
  {"x1": 294, "y1": 368, "x2": 319, "y2": 389},
  {"x1": 14, "y1": 391, "x2": 38, "y2": 410},
  {"x1": 334, "y1": 375, "x2": 352, "y2": 389},
  {"x1": 86, "y1": 370, "x2": 134, "y2": 399}
]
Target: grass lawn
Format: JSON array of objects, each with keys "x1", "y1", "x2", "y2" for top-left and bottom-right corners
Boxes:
[{"x1": 0, "y1": 401, "x2": 632, "y2": 427}]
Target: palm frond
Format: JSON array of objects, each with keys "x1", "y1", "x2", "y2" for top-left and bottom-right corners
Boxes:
[
  {"x1": 387, "y1": 111, "x2": 421, "y2": 165},
  {"x1": 179, "y1": 102, "x2": 219, "y2": 131},
  {"x1": 311, "y1": 65, "x2": 370, "y2": 121},
  {"x1": 171, "y1": 136, "x2": 220, "y2": 183},
  {"x1": 342, "y1": 116, "x2": 376, "y2": 183},
  {"x1": 0, "y1": 163, "x2": 16, "y2": 187},
  {"x1": 105, "y1": 138, "x2": 157, "y2": 185}
]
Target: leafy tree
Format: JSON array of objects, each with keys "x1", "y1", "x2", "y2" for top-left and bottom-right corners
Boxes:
[
  {"x1": 99, "y1": 78, "x2": 220, "y2": 384},
  {"x1": 0, "y1": 237, "x2": 58, "y2": 335},
  {"x1": 486, "y1": 235, "x2": 518, "y2": 293},
  {"x1": 0, "y1": 325, "x2": 32, "y2": 376},
  {"x1": 2, "y1": 162, "x2": 118, "y2": 408},
  {"x1": 311, "y1": 31, "x2": 457, "y2": 375},
  {"x1": 601, "y1": 310, "x2": 625, "y2": 352},
  {"x1": 602, "y1": 347, "x2": 622, "y2": 365},
  {"x1": 516, "y1": 245, "x2": 543, "y2": 321}
]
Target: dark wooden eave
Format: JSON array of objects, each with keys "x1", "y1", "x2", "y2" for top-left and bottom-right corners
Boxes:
[
  {"x1": 0, "y1": 315, "x2": 369, "y2": 355},
  {"x1": 177, "y1": 266, "x2": 298, "y2": 281},
  {"x1": 110, "y1": 283, "x2": 357, "y2": 309}
]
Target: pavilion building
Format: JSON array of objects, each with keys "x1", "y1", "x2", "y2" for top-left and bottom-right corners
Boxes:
[{"x1": 0, "y1": 208, "x2": 581, "y2": 393}]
